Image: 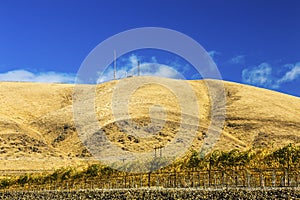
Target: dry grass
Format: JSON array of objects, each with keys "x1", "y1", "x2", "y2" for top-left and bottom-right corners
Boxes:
[{"x1": 0, "y1": 77, "x2": 299, "y2": 171}]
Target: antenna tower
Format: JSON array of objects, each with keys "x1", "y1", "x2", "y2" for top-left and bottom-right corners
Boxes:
[
  {"x1": 138, "y1": 60, "x2": 140, "y2": 76},
  {"x1": 114, "y1": 50, "x2": 117, "y2": 80}
]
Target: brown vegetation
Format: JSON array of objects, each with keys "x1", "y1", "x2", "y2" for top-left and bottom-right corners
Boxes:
[{"x1": 0, "y1": 77, "x2": 299, "y2": 172}]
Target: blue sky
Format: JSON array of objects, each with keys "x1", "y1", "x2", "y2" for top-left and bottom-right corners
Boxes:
[{"x1": 0, "y1": 0, "x2": 300, "y2": 96}]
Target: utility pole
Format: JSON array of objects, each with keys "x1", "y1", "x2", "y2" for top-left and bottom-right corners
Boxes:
[
  {"x1": 114, "y1": 50, "x2": 117, "y2": 80},
  {"x1": 138, "y1": 60, "x2": 140, "y2": 76}
]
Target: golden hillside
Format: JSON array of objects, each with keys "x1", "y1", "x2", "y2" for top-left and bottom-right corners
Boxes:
[{"x1": 0, "y1": 77, "x2": 299, "y2": 171}]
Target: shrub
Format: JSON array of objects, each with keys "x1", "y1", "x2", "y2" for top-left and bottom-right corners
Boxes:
[
  {"x1": 187, "y1": 150, "x2": 201, "y2": 169},
  {"x1": 17, "y1": 174, "x2": 30, "y2": 186},
  {"x1": 86, "y1": 164, "x2": 100, "y2": 177},
  {"x1": 0, "y1": 178, "x2": 11, "y2": 189},
  {"x1": 100, "y1": 166, "x2": 114, "y2": 176}
]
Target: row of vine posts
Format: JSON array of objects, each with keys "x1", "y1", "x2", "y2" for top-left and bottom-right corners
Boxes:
[{"x1": 0, "y1": 143, "x2": 299, "y2": 191}]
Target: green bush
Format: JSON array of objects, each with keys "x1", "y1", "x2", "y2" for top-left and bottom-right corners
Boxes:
[
  {"x1": 100, "y1": 166, "x2": 114, "y2": 176},
  {"x1": 269, "y1": 143, "x2": 300, "y2": 168},
  {"x1": 86, "y1": 164, "x2": 100, "y2": 177},
  {"x1": 17, "y1": 174, "x2": 30, "y2": 186},
  {"x1": 0, "y1": 178, "x2": 11, "y2": 189},
  {"x1": 187, "y1": 150, "x2": 201, "y2": 168}
]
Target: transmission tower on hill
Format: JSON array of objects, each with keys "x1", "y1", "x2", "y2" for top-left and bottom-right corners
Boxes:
[
  {"x1": 114, "y1": 50, "x2": 117, "y2": 80},
  {"x1": 138, "y1": 60, "x2": 140, "y2": 76}
]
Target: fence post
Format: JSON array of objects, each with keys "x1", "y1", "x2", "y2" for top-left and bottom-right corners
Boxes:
[
  {"x1": 208, "y1": 169, "x2": 211, "y2": 187},
  {"x1": 214, "y1": 172, "x2": 217, "y2": 188},
  {"x1": 246, "y1": 171, "x2": 250, "y2": 188},
  {"x1": 296, "y1": 172, "x2": 300, "y2": 187},
  {"x1": 221, "y1": 171, "x2": 225, "y2": 187},
  {"x1": 287, "y1": 167, "x2": 290, "y2": 187},
  {"x1": 188, "y1": 173, "x2": 191, "y2": 188},
  {"x1": 124, "y1": 174, "x2": 127, "y2": 188},
  {"x1": 192, "y1": 172, "x2": 195, "y2": 188},
  {"x1": 203, "y1": 173, "x2": 206, "y2": 188},
  {"x1": 132, "y1": 176, "x2": 134, "y2": 188},
  {"x1": 284, "y1": 169, "x2": 288, "y2": 187},
  {"x1": 174, "y1": 171, "x2": 176, "y2": 188},
  {"x1": 235, "y1": 172, "x2": 238, "y2": 187},
  {"x1": 272, "y1": 170, "x2": 276, "y2": 187},
  {"x1": 296, "y1": 172, "x2": 299, "y2": 187},
  {"x1": 148, "y1": 172, "x2": 151, "y2": 188},
  {"x1": 198, "y1": 172, "x2": 200, "y2": 188},
  {"x1": 260, "y1": 171, "x2": 265, "y2": 188}
]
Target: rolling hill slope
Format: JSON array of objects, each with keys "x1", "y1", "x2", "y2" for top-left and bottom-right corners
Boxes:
[{"x1": 0, "y1": 77, "x2": 299, "y2": 171}]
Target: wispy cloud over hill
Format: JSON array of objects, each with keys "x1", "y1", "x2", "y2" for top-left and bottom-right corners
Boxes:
[{"x1": 0, "y1": 69, "x2": 75, "y2": 83}]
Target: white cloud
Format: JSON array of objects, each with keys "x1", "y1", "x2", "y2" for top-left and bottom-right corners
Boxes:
[
  {"x1": 97, "y1": 54, "x2": 184, "y2": 83},
  {"x1": 277, "y1": 63, "x2": 300, "y2": 84},
  {"x1": 207, "y1": 50, "x2": 220, "y2": 59},
  {"x1": 97, "y1": 68, "x2": 128, "y2": 83},
  {"x1": 151, "y1": 56, "x2": 157, "y2": 63},
  {"x1": 229, "y1": 55, "x2": 245, "y2": 64},
  {"x1": 129, "y1": 54, "x2": 139, "y2": 66},
  {"x1": 242, "y1": 62, "x2": 300, "y2": 89},
  {"x1": 0, "y1": 69, "x2": 75, "y2": 83},
  {"x1": 133, "y1": 63, "x2": 183, "y2": 79},
  {"x1": 283, "y1": 64, "x2": 294, "y2": 69},
  {"x1": 242, "y1": 63, "x2": 276, "y2": 88}
]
